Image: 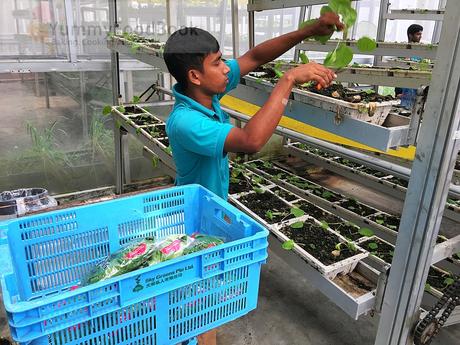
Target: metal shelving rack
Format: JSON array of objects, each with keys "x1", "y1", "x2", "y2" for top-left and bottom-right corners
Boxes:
[{"x1": 108, "y1": 0, "x2": 460, "y2": 343}]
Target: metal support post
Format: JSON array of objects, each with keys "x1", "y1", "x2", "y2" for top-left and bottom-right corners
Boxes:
[
  {"x1": 80, "y1": 71, "x2": 88, "y2": 140},
  {"x1": 406, "y1": 87, "x2": 427, "y2": 145},
  {"x1": 34, "y1": 73, "x2": 40, "y2": 97},
  {"x1": 231, "y1": 0, "x2": 240, "y2": 58},
  {"x1": 125, "y1": 70, "x2": 134, "y2": 103},
  {"x1": 375, "y1": 1, "x2": 460, "y2": 344},
  {"x1": 122, "y1": 133, "x2": 131, "y2": 184},
  {"x1": 114, "y1": 125, "x2": 127, "y2": 195},
  {"x1": 64, "y1": 0, "x2": 78, "y2": 63},
  {"x1": 219, "y1": 0, "x2": 228, "y2": 50},
  {"x1": 248, "y1": 10, "x2": 255, "y2": 49},
  {"x1": 293, "y1": 6, "x2": 307, "y2": 62},
  {"x1": 373, "y1": 0, "x2": 389, "y2": 66},
  {"x1": 44, "y1": 72, "x2": 50, "y2": 108},
  {"x1": 432, "y1": 0, "x2": 447, "y2": 44}
]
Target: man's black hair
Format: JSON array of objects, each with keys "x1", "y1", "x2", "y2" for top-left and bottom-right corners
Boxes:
[
  {"x1": 163, "y1": 27, "x2": 220, "y2": 87},
  {"x1": 407, "y1": 24, "x2": 423, "y2": 38}
]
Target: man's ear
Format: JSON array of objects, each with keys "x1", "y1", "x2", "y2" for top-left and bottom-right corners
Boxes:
[{"x1": 188, "y1": 69, "x2": 201, "y2": 86}]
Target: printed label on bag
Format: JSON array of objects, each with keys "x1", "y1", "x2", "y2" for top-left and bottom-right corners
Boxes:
[
  {"x1": 161, "y1": 239, "x2": 181, "y2": 255},
  {"x1": 126, "y1": 243, "x2": 147, "y2": 259}
]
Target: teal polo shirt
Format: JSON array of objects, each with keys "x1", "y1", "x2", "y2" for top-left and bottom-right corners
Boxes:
[{"x1": 166, "y1": 59, "x2": 240, "y2": 199}]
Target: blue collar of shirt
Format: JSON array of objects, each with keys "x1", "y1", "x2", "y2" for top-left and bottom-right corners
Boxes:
[{"x1": 173, "y1": 84, "x2": 220, "y2": 119}]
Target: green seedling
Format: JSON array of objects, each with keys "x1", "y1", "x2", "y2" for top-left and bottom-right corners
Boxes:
[
  {"x1": 358, "y1": 227, "x2": 374, "y2": 237},
  {"x1": 321, "y1": 191, "x2": 334, "y2": 200},
  {"x1": 282, "y1": 240, "x2": 295, "y2": 250},
  {"x1": 368, "y1": 242, "x2": 378, "y2": 250},
  {"x1": 290, "y1": 221, "x2": 304, "y2": 229},
  {"x1": 290, "y1": 207, "x2": 305, "y2": 218},
  {"x1": 263, "y1": 160, "x2": 273, "y2": 168},
  {"x1": 265, "y1": 210, "x2": 284, "y2": 221},
  {"x1": 253, "y1": 187, "x2": 264, "y2": 194},
  {"x1": 320, "y1": 220, "x2": 329, "y2": 230},
  {"x1": 102, "y1": 105, "x2": 112, "y2": 116},
  {"x1": 332, "y1": 241, "x2": 357, "y2": 257}
]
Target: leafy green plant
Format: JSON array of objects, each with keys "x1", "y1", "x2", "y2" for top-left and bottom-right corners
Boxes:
[
  {"x1": 324, "y1": 43, "x2": 354, "y2": 69},
  {"x1": 299, "y1": 52, "x2": 309, "y2": 64},
  {"x1": 368, "y1": 242, "x2": 378, "y2": 250},
  {"x1": 358, "y1": 227, "x2": 374, "y2": 237},
  {"x1": 320, "y1": 220, "x2": 329, "y2": 230},
  {"x1": 357, "y1": 36, "x2": 377, "y2": 52},
  {"x1": 290, "y1": 221, "x2": 304, "y2": 229},
  {"x1": 265, "y1": 209, "x2": 283, "y2": 221},
  {"x1": 102, "y1": 105, "x2": 112, "y2": 116},
  {"x1": 321, "y1": 191, "x2": 334, "y2": 200},
  {"x1": 253, "y1": 186, "x2": 264, "y2": 194},
  {"x1": 290, "y1": 207, "x2": 305, "y2": 218},
  {"x1": 299, "y1": 1, "x2": 376, "y2": 71},
  {"x1": 332, "y1": 240, "x2": 357, "y2": 257},
  {"x1": 282, "y1": 240, "x2": 295, "y2": 250}
]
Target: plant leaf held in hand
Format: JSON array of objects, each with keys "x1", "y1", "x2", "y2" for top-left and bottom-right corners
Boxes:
[{"x1": 299, "y1": 52, "x2": 309, "y2": 64}]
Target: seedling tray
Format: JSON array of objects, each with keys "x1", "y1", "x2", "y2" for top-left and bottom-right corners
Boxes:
[{"x1": 273, "y1": 217, "x2": 368, "y2": 279}]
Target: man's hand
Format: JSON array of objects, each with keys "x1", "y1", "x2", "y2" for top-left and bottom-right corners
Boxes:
[
  {"x1": 307, "y1": 11, "x2": 344, "y2": 37},
  {"x1": 284, "y1": 62, "x2": 336, "y2": 88}
]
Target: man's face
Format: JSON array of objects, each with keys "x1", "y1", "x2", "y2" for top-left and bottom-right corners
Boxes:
[
  {"x1": 197, "y1": 51, "x2": 230, "y2": 94},
  {"x1": 409, "y1": 31, "x2": 422, "y2": 43}
]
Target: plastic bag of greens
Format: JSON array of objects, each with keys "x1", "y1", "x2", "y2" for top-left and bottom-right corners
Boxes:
[
  {"x1": 183, "y1": 233, "x2": 224, "y2": 255},
  {"x1": 84, "y1": 237, "x2": 157, "y2": 285},
  {"x1": 147, "y1": 234, "x2": 194, "y2": 266}
]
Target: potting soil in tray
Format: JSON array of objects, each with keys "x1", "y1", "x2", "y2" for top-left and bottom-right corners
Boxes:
[
  {"x1": 369, "y1": 213, "x2": 400, "y2": 231},
  {"x1": 358, "y1": 167, "x2": 389, "y2": 178},
  {"x1": 279, "y1": 219, "x2": 358, "y2": 265},
  {"x1": 360, "y1": 238, "x2": 394, "y2": 264},
  {"x1": 229, "y1": 176, "x2": 256, "y2": 195},
  {"x1": 332, "y1": 223, "x2": 364, "y2": 242},
  {"x1": 271, "y1": 187, "x2": 298, "y2": 202},
  {"x1": 300, "y1": 82, "x2": 395, "y2": 103},
  {"x1": 339, "y1": 199, "x2": 378, "y2": 217},
  {"x1": 426, "y1": 267, "x2": 457, "y2": 292},
  {"x1": 123, "y1": 106, "x2": 146, "y2": 115},
  {"x1": 130, "y1": 114, "x2": 160, "y2": 126},
  {"x1": 385, "y1": 176, "x2": 409, "y2": 188},
  {"x1": 334, "y1": 157, "x2": 363, "y2": 169},
  {"x1": 311, "y1": 187, "x2": 343, "y2": 203},
  {"x1": 158, "y1": 138, "x2": 170, "y2": 147},
  {"x1": 295, "y1": 201, "x2": 342, "y2": 224},
  {"x1": 147, "y1": 124, "x2": 167, "y2": 138},
  {"x1": 239, "y1": 192, "x2": 293, "y2": 224},
  {"x1": 250, "y1": 68, "x2": 395, "y2": 104},
  {"x1": 249, "y1": 160, "x2": 288, "y2": 177}
]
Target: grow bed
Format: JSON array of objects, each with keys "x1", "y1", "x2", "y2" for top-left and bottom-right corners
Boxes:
[{"x1": 275, "y1": 218, "x2": 368, "y2": 279}]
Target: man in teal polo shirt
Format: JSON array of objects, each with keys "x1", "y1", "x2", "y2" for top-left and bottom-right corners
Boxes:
[
  {"x1": 164, "y1": 14, "x2": 343, "y2": 201},
  {"x1": 164, "y1": 14, "x2": 342, "y2": 345}
]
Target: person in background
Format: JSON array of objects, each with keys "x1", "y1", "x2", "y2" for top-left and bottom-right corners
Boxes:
[{"x1": 395, "y1": 24, "x2": 424, "y2": 108}]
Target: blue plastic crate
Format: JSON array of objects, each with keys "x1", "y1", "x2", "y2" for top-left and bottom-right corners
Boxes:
[{"x1": 0, "y1": 185, "x2": 268, "y2": 344}]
